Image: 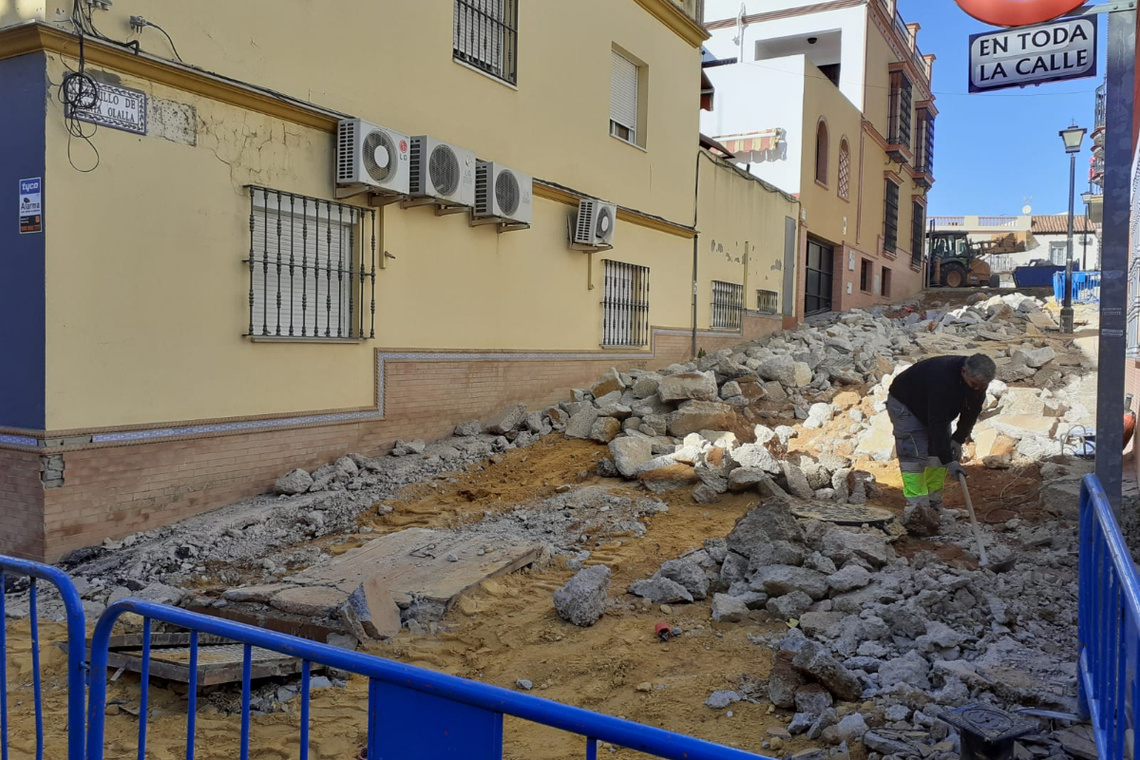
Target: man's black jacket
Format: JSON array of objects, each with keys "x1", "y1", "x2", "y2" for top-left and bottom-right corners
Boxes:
[{"x1": 888, "y1": 355, "x2": 985, "y2": 465}]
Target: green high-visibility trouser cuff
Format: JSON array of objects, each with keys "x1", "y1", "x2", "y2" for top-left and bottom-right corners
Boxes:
[
  {"x1": 925, "y1": 466, "x2": 947, "y2": 495},
  {"x1": 902, "y1": 472, "x2": 929, "y2": 499}
]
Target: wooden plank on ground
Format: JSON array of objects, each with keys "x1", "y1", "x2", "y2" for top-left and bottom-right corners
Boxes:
[{"x1": 105, "y1": 644, "x2": 317, "y2": 686}]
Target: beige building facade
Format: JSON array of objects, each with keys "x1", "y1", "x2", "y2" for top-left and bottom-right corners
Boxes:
[
  {"x1": 701, "y1": 0, "x2": 936, "y2": 316},
  {"x1": 0, "y1": 1, "x2": 803, "y2": 560}
]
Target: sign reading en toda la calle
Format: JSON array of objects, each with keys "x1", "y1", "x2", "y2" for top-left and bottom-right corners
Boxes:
[
  {"x1": 954, "y1": 0, "x2": 1088, "y2": 27},
  {"x1": 968, "y1": 17, "x2": 1097, "y2": 92}
]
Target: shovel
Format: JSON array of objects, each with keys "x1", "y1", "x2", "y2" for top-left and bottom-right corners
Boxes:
[{"x1": 957, "y1": 472, "x2": 1016, "y2": 572}]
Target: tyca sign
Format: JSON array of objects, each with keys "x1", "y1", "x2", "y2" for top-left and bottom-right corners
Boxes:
[{"x1": 954, "y1": 0, "x2": 1088, "y2": 26}]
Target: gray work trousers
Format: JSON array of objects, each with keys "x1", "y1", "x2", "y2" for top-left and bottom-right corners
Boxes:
[{"x1": 886, "y1": 396, "x2": 948, "y2": 508}]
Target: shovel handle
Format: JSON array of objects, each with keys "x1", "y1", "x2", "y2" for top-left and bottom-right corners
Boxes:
[{"x1": 957, "y1": 472, "x2": 989, "y2": 567}]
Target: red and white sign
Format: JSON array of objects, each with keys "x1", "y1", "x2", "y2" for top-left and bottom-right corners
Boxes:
[{"x1": 954, "y1": 0, "x2": 1087, "y2": 27}]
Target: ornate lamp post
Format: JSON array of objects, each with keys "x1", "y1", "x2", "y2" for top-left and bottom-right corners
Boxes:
[{"x1": 1059, "y1": 123, "x2": 1086, "y2": 334}]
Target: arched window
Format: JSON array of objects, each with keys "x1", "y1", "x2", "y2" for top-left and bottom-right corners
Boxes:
[
  {"x1": 838, "y1": 138, "x2": 851, "y2": 200},
  {"x1": 815, "y1": 120, "x2": 828, "y2": 186}
]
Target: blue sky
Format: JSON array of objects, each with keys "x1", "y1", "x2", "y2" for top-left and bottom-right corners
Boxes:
[{"x1": 898, "y1": 0, "x2": 1105, "y2": 216}]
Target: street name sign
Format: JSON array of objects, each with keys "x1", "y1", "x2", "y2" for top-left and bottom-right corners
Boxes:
[{"x1": 968, "y1": 17, "x2": 1097, "y2": 92}]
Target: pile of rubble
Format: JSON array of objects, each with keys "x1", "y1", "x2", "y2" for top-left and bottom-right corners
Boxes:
[{"x1": 553, "y1": 498, "x2": 1086, "y2": 760}]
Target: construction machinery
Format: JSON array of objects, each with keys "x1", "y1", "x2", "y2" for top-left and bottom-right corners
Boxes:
[{"x1": 926, "y1": 228, "x2": 1034, "y2": 288}]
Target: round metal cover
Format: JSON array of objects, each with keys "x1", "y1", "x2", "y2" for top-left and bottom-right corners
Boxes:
[
  {"x1": 362, "y1": 130, "x2": 396, "y2": 182},
  {"x1": 495, "y1": 170, "x2": 520, "y2": 216},
  {"x1": 428, "y1": 144, "x2": 460, "y2": 196},
  {"x1": 942, "y1": 705, "x2": 1037, "y2": 742},
  {"x1": 790, "y1": 502, "x2": 894, "y2": 526},
  {"x1": 595, "y1": 205, "x2": 614, "y2": 239}
]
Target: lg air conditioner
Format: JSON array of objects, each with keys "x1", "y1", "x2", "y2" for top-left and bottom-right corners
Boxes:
[
  {"x1": 408, "y1": 135, "x2": 477, "y2": 208},
  {"x1": 473, "y1": 160, "x2": 533, "y2": 226},
  {"x1": 573, "y1": 198, "x2": 617, "y2": 248},
  {"x1": 335, "y1": 119, "x2": 410, "y2": 196}
]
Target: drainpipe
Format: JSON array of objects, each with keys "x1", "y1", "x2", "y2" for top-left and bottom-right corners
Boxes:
[{"x1": 692, "y1": 150, "x2": 703, "y2": 359}]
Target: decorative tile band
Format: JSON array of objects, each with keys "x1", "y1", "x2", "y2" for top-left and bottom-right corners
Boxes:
[{"x1": 0, "y1": 434, "x2": 39, "y2": 447}]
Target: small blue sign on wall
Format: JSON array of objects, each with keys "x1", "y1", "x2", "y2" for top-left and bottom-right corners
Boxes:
[{"x1": 19, "y1": 177, "x2": 42, "y2": 235}]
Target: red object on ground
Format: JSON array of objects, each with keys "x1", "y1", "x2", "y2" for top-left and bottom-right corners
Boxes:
[
  {"x1": 655, "y1": 621, "x2": 672, "y2": 641},
  {"x1": 952, "y1": 0, "x2": 1086, "y2": 26}
]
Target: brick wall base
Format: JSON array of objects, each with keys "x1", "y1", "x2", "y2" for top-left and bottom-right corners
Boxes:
[{"x1": 4, "y1": 320, "x2": 786, "y2": 562}]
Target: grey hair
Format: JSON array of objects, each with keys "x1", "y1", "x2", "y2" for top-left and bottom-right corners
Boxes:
[{"x1": 964, "y1": 353, "x2": 997, "y2": 382}]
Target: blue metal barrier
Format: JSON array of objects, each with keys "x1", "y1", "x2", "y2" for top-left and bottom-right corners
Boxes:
[
  {"x1": 1077, "y1": 475, "x2": 1140, "y2": 759},
  {"x1": 88, "y1": 600, "x2": 776, "y2": 760},
  {"x1": 1053, "y1": 270, "x2": 1102, "y2": 304},
  {"x1": 0, "y1": 555, "x2": 87, "y2": 760}
]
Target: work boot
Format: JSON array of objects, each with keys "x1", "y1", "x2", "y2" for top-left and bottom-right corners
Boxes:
[{"x1": 902, "y1": 496, "x2": 941, "y2": 537}]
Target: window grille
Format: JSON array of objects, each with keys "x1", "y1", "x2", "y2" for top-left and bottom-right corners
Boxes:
[
  {"x1": 602, "y1": 260, "x2": 650, "y2": 346},
  {"x1": 453, "y1": 0, "x2": 518, "y2": 85},
  {"x1": 881, "y1": 266, "x2": 892, "y2": 297},
  {"x1": 910, "y1": 201, "x2": 925, "y2": 267},
  {"x1": 245, "y1": 187, "x2": 376, "y2": 340},
  {"x1": 883, "y1": 180, "x2": 900, "y2": 254},
  {"x1": 838, "y1": 139, "x2": 850, "y2": 200},
  {"x1": 887, "y1": 70, "x2": 912, "y2": 150},
  {"x1": 860, "y1": 260, "x2": 872, "y2": 292},
  {"x1": 915, "y1": 108, "x2": 935, "y2": 174},
  {"x1": 756, "y1": 289, "x2": 779, "y2": 315},
  {"x1": 610, "y1": 50, "x2": 639, "y2": 145},
  {"x1": 711, "y1": 280, "x2": 744, "y2": 330},
  {"x1": 1128, "y1": 255, "x2": 1140, "y2": 359}
]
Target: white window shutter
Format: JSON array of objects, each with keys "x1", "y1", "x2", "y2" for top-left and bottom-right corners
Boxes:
[
  {"x1": 250, "y1": 197, "x2": 355, "y2": 338},
  {"x1": 610, "y1": 50, "x2": 638, "y2": 132}
]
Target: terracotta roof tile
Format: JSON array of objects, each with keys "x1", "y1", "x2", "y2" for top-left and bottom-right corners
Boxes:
[{"x1": 1031, "y1": 214, "x2": 1099, "y2": 234}]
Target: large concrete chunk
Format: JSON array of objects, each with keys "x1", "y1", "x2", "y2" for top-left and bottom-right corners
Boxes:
[
  {"x1": 756, "y1": 356, "x2": 813, "y2": 387},
  {"x1": 750, "y1": 564, "x2": 829, "y2": 601},
  {"x1": 726, "y1": 506, "x2": 805, "y2": 557},
  {"x1": 657, "y1": 372, "x2": 719, "y2": 403},
  {"x1": 629, "y1": 576, "x2": 694, "y2": 604},
  {"x1": 564, "y1": 407, "x2": 601, "y2": 439},
  {"x1": 484, "y1": 403, "x2": 528, "y2": 435},
  {"x1": 275, "y1": 469, "x2": 314, "y2": 496},
  {"x1": 728, "y1": 443, "x2": 781, "y2": 475},
  {"x1": 667, "y1": 400, "x2": 735, "y2": 437},
  {"x1": 657, "y1": 558, "x2": 710, "y2": 600},
  {"x1": 609, "y1": 437, "x2": 654, "y2": 478},
  {"x1": 820, "y1": 529, "x2": 893, "y2": 568},
  {"x1": 554, "y1": 565, "x2": 611, "y2": 627},
  {"x1": 792, "y1": 641, "x2": 864, "y2": 702},
  {"x1": 591, "y1": 369, "x2": 625, "y2": 399}
]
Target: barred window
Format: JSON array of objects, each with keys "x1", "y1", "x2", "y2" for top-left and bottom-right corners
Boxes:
[
  {"x1": 756, "y1": 289, "x2": 779, "y2": 315},
  {"x1": 910, "y1": 201, "x2": 925, "y2": 267},
  {"x1": 602, "y1": 260, "x2": 650, "y2": 347},
  {"x1": 838, "y1": 139, "x2": 850, "y2": 200},
  {"x1": 888, "y1": 70, "x2": 912, "y2": 150},
  {"x1": 453, "y1": 0, "x2": 518, "y2": 85},
  {"x1": 711, "y1": 280, "x2": 744, "y2": 330},
  {"x1": 246, "y1": 187, "x2": 376, "y2": 340},
  {"x1": 1128, "y1": 256, "x2": 1140, "y2": 359},
  {"x1": 860, "y1": 259, "x2": 872, "y2": 292},
  {"x1": 883, "y1": 179, "x2": 900, "y2": 254},
  {"x1": 881, "y1": 266, "x2": 892, "y2": 297}
]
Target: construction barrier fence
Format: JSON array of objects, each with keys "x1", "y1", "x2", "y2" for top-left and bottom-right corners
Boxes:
[
  {"x1": 1078, "y1": 475, "x2": 1140, "y2": 760},
  {"x1": 0, "y1": 555, "x2": 88, "y2": 760}
]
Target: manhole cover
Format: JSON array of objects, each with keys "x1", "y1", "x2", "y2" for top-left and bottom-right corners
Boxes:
[
  {"x1": 941, "y1": 705, "x2": 1037, "y2": 743},
  {"x1": 789, "y1": 503, "x2": 895, "y2": 526}
]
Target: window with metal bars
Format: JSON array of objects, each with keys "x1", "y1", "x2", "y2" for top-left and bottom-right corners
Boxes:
[
  {"x1": 711, "y1": 280, "x2": 744, "y2": 330},
  {"x1": 910, "y1": 201, "x2": 925, "y2": 267},
  {"x1": 881, "y1": 266, "x2": 892, "y2": 297},
  {"x1": 915, "y1": 108, "x2": 935, "y2": 174},
  {"x1": 1128, "y1": 256, "x2": 1140, "y2": 359},
  {"x1": 887, "y1": 70, "x2": 912, "y2": 150},
  {"x1": 453, "y1": 0, "x2": 518, "y2": 85},
  {"x1": 860, "y1": 259, "x2": 872, "y2": 293},
  {"x1": 245, "y1": 187, "x2": 376, "y2": 340},
  {"x1": 838, "y1": 139, "x2": 850, "y2": 200},
  {"x1": 602, "y1": 260, "x2": 650, "y2": 347},
  {"x1": 756, "y1": 289, "x2": 779, "y2": 315},
  {"x1": 883, "y1": 179, "x2": 900, "y2": 254}
]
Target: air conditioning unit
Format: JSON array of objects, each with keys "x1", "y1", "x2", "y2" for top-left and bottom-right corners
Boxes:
[
  {"x1": 336, "y1": 119, "x2": 410, "y2": 195},
  {"x1": 573, "y1": 198, "x2": 617, "y2": 247},
  {"x1": 473, "y1": 161, "x2": 533, "y2": 225},
  {"x1": 409, "y1": 136, "x2": 477, "y2": 208}
]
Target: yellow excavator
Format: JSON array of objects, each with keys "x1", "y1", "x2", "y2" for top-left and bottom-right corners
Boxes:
[{"x1": 926, "y1": 229, "x2": 1035, "y2": 288}]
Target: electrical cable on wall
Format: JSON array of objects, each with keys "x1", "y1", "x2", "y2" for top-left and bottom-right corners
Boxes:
[
  {"x1": 130, "y1": 16, "x2": 184, "y2": 63},
  {"x1": 58, "y1": 2, "x2": 103, "y2": 172}
]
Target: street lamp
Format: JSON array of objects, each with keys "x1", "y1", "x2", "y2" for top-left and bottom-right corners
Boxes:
[{"x1": 1059, "y1": 122, "x2": 1087, "y2": 334}]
